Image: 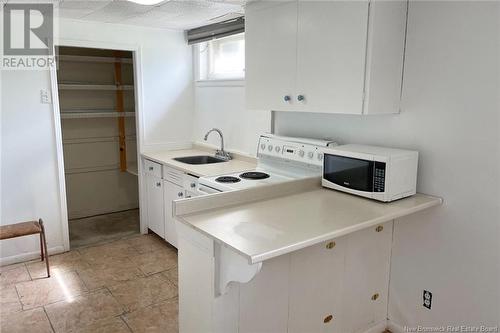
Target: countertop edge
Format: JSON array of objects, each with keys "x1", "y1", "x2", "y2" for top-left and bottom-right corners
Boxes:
[{"x1": 176, "y1": 194, "x2": 442, "y2": 265}]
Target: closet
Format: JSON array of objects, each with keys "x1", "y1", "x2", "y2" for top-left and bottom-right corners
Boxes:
[{"x1": 56, "y1": 46, "x2": 139, "y2": 248}]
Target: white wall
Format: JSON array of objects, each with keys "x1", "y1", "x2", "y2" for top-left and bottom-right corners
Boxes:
[
  {"x1": 192, "y1": 82, "x2": 271, "y2": 156},
  {"x1": 0, "y1": 17, "x2": 193, "y2": 264},
  {"x1": 273, "y1": 1, "x2": 499, "y2": 328}
]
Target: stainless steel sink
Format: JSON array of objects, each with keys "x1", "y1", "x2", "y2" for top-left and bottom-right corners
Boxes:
[{"x1": 173, "y1": 155, "x2": 227, "y2": 165}]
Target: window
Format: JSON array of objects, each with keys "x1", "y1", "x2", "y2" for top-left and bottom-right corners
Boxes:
[{"x1": 197, "y1": 33, "x2": 245, "y2": 81}]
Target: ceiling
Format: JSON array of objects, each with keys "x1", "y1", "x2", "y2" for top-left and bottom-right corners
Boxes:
[{"x1": 4, "y1": 0, "x2": 246, "y2": 30}]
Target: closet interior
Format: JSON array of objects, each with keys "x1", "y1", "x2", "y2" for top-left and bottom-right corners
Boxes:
[{"x1": 56, "y1": 46, "x2": 140, "y2": 248}]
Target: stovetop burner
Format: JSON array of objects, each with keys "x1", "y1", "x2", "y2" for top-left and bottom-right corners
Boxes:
[
  {"x1": 239, "y1": 172, "x2": 270, "y2": 180},
  {"x1": 215, "y1": 176, "x2": 241, "y2": 183}
]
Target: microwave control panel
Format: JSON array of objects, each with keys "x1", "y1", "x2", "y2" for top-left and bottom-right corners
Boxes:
[{"x1": 373, "y1": 162, "x2": 386, "y2": 192}]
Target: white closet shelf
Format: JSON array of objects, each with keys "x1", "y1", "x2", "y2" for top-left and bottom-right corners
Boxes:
[
  {"x1": 61, "y1": 111, "x2": 136, "y2": 119},
  {"x1": 58, "y1": 55, "x2": 133, "y2": 64},
  {"x1": 58, "y1": 83, "x2": 134, "y2": 91}
]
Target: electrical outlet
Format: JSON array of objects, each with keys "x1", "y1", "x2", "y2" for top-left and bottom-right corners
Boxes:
[
  {"x1": 40, "y1": 89, "x2": 52, "y2": 104},
  {"x1": 423, "y1": 290, "x2": 432, "y2": 309}
]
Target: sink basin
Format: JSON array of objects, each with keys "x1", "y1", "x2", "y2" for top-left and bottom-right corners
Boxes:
[{"x1": 173, "y1": 155, "x2": 227, "y2": 165}]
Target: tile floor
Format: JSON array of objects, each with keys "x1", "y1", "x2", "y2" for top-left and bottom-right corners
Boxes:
[
  {"x1": 0, "y1": 233, "x2": 178, "y2": 333},
  {"x1": 69, "y1": 210, "x2": 140, "y2": 249}
]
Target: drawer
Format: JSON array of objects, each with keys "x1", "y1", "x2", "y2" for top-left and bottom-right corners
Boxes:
[
  {"x1": 164, "y1": 165, "x2": 184, "y2": 186},
  {"x1": 144, "y1": 159, "x2": 162, "y2": 178},
  {"x1": 183, "y1": 174, "x2": 199, "y2": 192}
]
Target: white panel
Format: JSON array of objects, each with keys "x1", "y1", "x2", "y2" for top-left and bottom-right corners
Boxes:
[
  {"x1": 295, "y1": 0, "x2": 369, "y2": 114},
  {"x1": 341, "y1": 222, "x2": 393, "y2": 333},
  {"x1": 164, "y1": 180, "x2": 183, "y2": 248},
  {"x1": 145, "y1": 174, "x2": 164, "y2": 238},
  {"x1": 289, "y1": 238, "x2": 346, "y2": 333},
  {"x1": 178, "y1": 224, "x2": 215, "y2": 333},
  {"x1": 245, "y1": 1, "x2": 299, "y2": 112},
  {"x1": 239, "y1": 255, "x2": 290, "y2": 333},
  {"x1": 66, "y1": 169, "x2": 139, "y2": 219},
  {"x1": 363, "y1": 0, "x2": 408, "y2": 115}
]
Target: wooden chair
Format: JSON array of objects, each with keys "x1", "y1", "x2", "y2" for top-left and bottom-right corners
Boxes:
[{"x1": 0, "y1": 219, "x2": 50, "y2": 277}]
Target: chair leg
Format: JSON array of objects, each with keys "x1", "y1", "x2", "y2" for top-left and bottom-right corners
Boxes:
[
  {"x1": 39, "y1": 219, "x2": 50, "y2": 278},
  {"x1": 40, "y1": 232, "x2": 44, "y2": 261}
]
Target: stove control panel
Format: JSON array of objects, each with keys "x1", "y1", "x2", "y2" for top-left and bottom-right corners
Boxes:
[{"x1": 258, "y1": 135, "x2": 335, "y2": 167}]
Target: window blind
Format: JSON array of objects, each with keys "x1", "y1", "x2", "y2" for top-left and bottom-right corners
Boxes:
[{"x1": 186, "y1": 16, "x2": 244, "y2": 45}]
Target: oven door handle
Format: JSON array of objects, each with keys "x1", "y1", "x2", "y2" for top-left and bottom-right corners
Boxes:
[{"x1": 198, "y1": 184, "x2": 222, "y2": 195}]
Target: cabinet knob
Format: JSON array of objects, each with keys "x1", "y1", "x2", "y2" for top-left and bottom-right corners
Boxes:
[
  {"x1": 283, "y1": 95, "x2": 291, "y2": 102},
  {"x1": 156, "y1": 182, "x2": 161, "y2": 187},
  {"x1": 297, "y1": 95, "x2": 305, "y2": 102},
  {"x1": 178, "y1": 192, "x2": 184, "y2": 197},
  {"x1": 323, "y1": 315, "x2": 333, "y2": 323},
  {"x1": 149, "y1": 166, "x2": 154, "y2": 171},
  {"x1": 190, "y1": 183, "x2": 196, "y2": 188}
]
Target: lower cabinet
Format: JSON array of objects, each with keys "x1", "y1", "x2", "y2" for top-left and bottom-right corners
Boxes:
[
  {"x1": 145, "y1": 173, "x2": 165, "y2": 238},
  {"x1": 163, "y1": 180, "x2": 184, "y2": 248}
]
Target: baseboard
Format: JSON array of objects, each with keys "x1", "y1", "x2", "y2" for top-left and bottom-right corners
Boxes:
[
  {"x1": 363, "y1": 320, "x2": 389, "y2": 333},
  {"x1": 387, "y1": 320, "x2": 404, "y2": 333},
  {"x1": 0, "y1": 246, "x2": 66, "y2": 266}
]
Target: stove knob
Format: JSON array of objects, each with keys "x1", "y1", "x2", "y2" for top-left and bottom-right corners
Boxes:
[
  {"x1": 260, "y1": 143, "x2": 266, "y2": 150},
  {"x1": 317, "y1": 153, "x2": 323, "y2": 161},
  {"x1": 308, "y1": 151, "x2": 314, "y2": 159},
  {"x1": 298, "y1": 150, "x2": 305, "y2": 157},
  {"x1": 275, "y1": 146, "x2": 281, "y2": 152},
  {"x1": 268, "y1": 145, "x2": 273, "y2": 151}
]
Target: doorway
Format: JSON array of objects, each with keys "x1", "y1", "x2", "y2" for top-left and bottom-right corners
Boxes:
[{"x1": 55, "y1": 46, "x2": 140, "y2": 248}]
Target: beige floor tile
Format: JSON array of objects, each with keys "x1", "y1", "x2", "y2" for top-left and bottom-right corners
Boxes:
[
  {"x1": 78, "y1": 240, "x2": 139, "y2": 265},
  {"x1": 45, "y1": 289, "x2": 124, "y2": 333},
  {"x1": 27, "y1": 251, "x2": 90, "y2": 279},
  {"x1": 0, "y1": 262, "x2": 26, "y2": 273},
  {"x1": 0, "y1": 284, "x2": 23, "y2": 315},
  {"x1": 68, "y1": 316, "x2": 131, "y2": 333},
  {"x1": 109, "y1": 273, "x2": 177, "y2": 312},
  {"x1": 125, "y1": 234, "x2": 169, "y2": 254},
  {"x1": 0, "y1": 307, "x2": 53, "y2": 333},
  {"x1": 16, "y1": 270, "x2": 87, "y2": 310},
  {"x1": 130, "y1": 248, "x2": 177, "y2": 276},
  {"x1": 0, "y1": 265, "x2": 31, "y2": 286},
  {"x1": 77, "y1": 258, "x2": 145, "y2": 290},
  {"x1": 123, "y1": 298, "x2": 178, "y2": 333},
  {"x1": 162, "y1": 267, "x2": 178, "y2": 287}
]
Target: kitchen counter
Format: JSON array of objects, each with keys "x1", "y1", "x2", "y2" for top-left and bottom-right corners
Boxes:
[
  {"x1": 142, "y1": 147, "x2": 257, "y2": 177},
  {"x1": 176, "y1": 182, "x2": 442, "y2": 264}
]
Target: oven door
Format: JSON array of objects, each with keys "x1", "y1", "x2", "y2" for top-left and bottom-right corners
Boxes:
[{"x1": 323, "y1": 154, "x2": 375, "y2": 195}]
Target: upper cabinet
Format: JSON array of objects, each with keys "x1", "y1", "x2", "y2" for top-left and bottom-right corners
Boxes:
[{"x1": 245, "y1": 0, "x2": 408, "y2": 115}]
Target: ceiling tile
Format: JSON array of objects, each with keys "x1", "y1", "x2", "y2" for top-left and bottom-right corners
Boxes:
[{"x1": 80, "y1": 0, "x2": 155, "y2": 23}]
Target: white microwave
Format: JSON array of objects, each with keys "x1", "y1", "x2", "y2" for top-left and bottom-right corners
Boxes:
[{"x1": 321, "y1": 144, "x2": 418, "y2": 202}]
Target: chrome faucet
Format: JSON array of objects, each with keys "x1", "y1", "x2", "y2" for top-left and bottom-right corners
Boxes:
[{"x1": 204, "y1": 128, "x2": 232, "y2": 161}]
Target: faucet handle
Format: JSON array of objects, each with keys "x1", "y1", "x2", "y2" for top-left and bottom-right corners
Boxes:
[{"x1": 215, "y1": 150, "x2": 232, "y2": 161}]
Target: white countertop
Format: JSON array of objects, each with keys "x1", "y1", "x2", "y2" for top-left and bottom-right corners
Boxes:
[
  {"x1": 177, "y1": 186, "x2": 442, "y2": 264},
  {"x1": 142, "y1": 148, "x2": 257, "y2": 177}
]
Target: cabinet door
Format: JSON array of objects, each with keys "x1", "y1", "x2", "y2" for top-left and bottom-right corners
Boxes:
[
  {"x1": 245, "y1": 1, "x2": 299, "y2": 112},
  {"x1": 146, "y1": 174, "x2": 165, "y2": 238},
  {"x1": 295, "y1": 1, "x2": 369, "y2": 114},
  {"x1": 164, "y1": 180, "x2": 184, "y2": 248},
  {"x1": 288, "y1": 238, "x2": 346, "y2": 333},
  {"x1": 341, "y1": 222, "x2": 393, "y2": 333}
]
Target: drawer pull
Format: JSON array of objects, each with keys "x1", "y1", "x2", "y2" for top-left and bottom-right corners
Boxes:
[
  {"x1": 326, "y1": 241, "x2": 336, "y2": 249},
  {"x1": 178, "y1": 192, "x2": 184, "y2": 197},
  {"x1": 375, "y1": 225, "x2": 383, "y2": 232},
  {"x1": 149, "y1": 166, "x2": 154, "y2": 171},
  {"x1": 371, "y1": 293, "x2": 379, "y2": 301},
  {"x1": 323, "y1": 315, "x2": 333, "y2": 323},
  {"x1": 156, "y1": 182, "x2": 161, "y2": 187}
]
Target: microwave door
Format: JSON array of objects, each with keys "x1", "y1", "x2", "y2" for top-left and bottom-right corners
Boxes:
[{"x1": 323, "y1": 155, "x2": 374, "y2": 192}]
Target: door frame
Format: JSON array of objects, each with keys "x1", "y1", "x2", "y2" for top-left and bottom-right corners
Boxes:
[{"x1": 50, "y1": 39, "x2": 146, "y2": 251}]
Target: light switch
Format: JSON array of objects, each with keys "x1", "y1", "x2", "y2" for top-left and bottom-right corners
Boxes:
[{"x1": 40, "y1": 89, "x2": 52, "y2": 104}]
